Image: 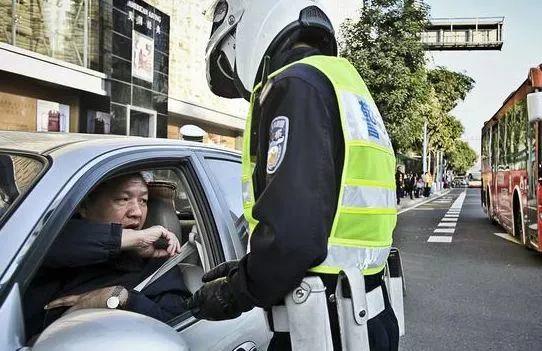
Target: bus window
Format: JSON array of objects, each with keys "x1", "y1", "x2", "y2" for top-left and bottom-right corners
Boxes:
[
  {"x1": 498, "y1": 121, "x2": 507, "y2": 169},
  {"x1": 518, "y1": 102, "x2": 528, "y2": 170},
  {"x1": 491, "y1": 123, "x2": 499, "y2": 170},
  {"x1": 482, "y1": 128, "x2": 490, "y2": 171}
]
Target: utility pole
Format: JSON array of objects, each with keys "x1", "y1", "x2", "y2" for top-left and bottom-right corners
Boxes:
[{"x1": 422, "y1": 121, "x2": 428, "y2": 173}]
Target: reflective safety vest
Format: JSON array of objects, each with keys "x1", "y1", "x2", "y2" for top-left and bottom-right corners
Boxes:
[{"x1": 242, "y1": 55, "x2": 397, "y2": 275}]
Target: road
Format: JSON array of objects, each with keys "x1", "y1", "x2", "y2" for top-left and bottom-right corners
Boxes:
[{"x1": 396, "y1": 188, "x2": 542, "y2": 351}]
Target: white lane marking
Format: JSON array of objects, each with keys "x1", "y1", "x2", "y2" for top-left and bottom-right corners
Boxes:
[
  {"x1": 493, "y1": 233, "x2": 522, "y2": 245},
  {"x1": 434, "y1": 228, "x2": 455, "y2": 234},
  {"x1": 427, "y1": 190, "x2": 466, "y2": 243},
  {"x1": 398, "y1": 190, "x2": 452, "y2": 215},
  {"x1": 441, "y1": 218, "x2": 458, "y2": 222},
  {"x1": 438, "y1": 222, "x2": 457, "y2": 227},
  {"x1": 428, "y1": 236, "x2": 453, "y2": 243}
]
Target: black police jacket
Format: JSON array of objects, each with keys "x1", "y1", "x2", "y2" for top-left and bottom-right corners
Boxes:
[
  {"x1": 231, "y1": 47, "x2": 387, "y2": 310},
  {"x1": 23, "y1": 218, "x2": 191, "y2": 337}
]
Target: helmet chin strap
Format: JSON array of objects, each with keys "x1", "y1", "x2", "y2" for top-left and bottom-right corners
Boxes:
[
  {"x1": 260, "y1": 55, "x2": 271, "y2": 87},
  {"x1": 218, "y1": 34, "x2": 237, "y2": 80}
]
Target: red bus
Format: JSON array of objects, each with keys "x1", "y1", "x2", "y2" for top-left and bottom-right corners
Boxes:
[{"x1": 481, "y1": 65, "x2": 542, "y2": 250}]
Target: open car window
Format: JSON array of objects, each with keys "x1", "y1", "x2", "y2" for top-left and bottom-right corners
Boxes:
[{"x1": 21, "y1": 162, "x2": 214, "y2": 341}]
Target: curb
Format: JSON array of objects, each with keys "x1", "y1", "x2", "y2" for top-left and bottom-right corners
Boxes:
[{"x1": 397, "y1": 189, "x2": 452, "y2": 215}]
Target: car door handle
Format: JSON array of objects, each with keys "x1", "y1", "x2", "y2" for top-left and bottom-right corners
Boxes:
[{"x1": 233, "y1": 341, "x2": 257, "y2": 351}]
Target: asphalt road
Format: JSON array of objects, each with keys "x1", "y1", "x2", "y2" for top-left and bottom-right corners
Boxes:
[{"x1": 396, "y1": 188, "x2": 542, "y2": 351}]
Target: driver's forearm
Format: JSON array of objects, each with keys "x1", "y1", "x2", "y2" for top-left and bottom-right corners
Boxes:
[{"x1": 44, "y1": 219, "x2": 122, "y2": 268}]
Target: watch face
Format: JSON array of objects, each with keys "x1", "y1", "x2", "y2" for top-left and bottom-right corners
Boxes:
[{"x1": 107, "y1": 296, "x2": 120, "y2": 309}]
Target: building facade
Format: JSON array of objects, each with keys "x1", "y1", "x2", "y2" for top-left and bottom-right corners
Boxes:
[
  {"x1": 0, "y1": 0, "x2": 172, "y2": 138},
  {"x1": 1, "y1": 0, "x2": 362, "y2": 149}
]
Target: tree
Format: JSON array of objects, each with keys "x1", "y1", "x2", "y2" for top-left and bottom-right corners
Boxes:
[
  {"x1": 427, "y1": 67, "x2": 475, "y2": 112},
  {"x1": 446, "y1": 140, "x2": 477, "y2": 174}
]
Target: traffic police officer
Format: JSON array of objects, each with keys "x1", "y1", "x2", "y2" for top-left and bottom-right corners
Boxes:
[{"x1": 186, "y1": 1, "x2": 399, "y2": 349}]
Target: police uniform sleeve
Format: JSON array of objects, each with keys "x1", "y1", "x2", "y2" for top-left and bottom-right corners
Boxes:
[{"x1": 233, "y1": 74, "x2": 341, "y2": 308}]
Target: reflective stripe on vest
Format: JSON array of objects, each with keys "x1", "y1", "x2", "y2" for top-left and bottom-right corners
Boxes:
[
  {"x1": 310, "y1": 245, "x2": 391, "y2": 275},
  {"x1": 242, "y1": 55, "x2": 396, "y2": 276}
]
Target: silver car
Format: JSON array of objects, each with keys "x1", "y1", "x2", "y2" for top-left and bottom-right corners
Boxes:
[{"x1": 0, "y1": 131, "x2": 271, "y2": 351}]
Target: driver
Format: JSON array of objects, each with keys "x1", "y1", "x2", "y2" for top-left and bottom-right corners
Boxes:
[{"x1": 24, "y1": 173, "x2": 191, "y2": 338}]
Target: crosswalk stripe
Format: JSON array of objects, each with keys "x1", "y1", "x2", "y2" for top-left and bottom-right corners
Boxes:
[
  {"x1": 428, "y1": 236, "x2": 453, "y2": 243},
  {"x1": 438, "y1": 222, "x2": 457, "y2": 227},
  {"x1": 434, "y1": 228, "x2": 455, "y2": 234}
]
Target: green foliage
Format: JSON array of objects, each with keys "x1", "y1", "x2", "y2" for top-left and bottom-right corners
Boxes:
[
  {"x1": 427, "y1": 67, "x2": 475, "y2": 112},
  {"x1": 446, "y1": 140, "x2": 477, "y2": 174},
  {"x1": 340, "y1": 0, "x2": 477, "y2": 172}
]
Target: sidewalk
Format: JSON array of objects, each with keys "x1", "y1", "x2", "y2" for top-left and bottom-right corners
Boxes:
[{"x1": 397, "y1": 189, "x2": 451, "y2": 213}]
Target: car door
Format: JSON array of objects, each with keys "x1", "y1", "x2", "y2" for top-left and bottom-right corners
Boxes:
[
  {"x1": 0, "y1": 145, "x2": 269, "y2": 350},
  {"x1": 175, "y1": 149, "x2": 271, "y2": 351}
]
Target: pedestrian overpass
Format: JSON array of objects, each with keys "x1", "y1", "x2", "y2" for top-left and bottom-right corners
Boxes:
[{"x1": 422, "y1": 17, "x2": 504, "y2": 51}]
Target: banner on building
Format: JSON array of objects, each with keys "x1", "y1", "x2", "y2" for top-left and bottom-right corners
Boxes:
[
  {"x1": 36, "y1": 100, "x2": 69, "y2": 132},
  {"x1": 132, "y1": 30, "x2": 154, "y2": 82}
]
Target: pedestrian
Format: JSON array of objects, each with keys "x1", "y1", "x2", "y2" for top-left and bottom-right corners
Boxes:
[
  {"x1": 395, "y1": 167, "x2": 404, "y2": 205},
  {"x1": 416, "y1": 176, "x2": 424, "y2": 198},
  {"x1": 185, "y1": 1, "x2": 399, "y2": 350},
  {"x1": 424, "y1": 171, "x2": 433, "y2": 197},
  {"x1": 406, "y1": 173, "x2": 415, "y2": 200}
]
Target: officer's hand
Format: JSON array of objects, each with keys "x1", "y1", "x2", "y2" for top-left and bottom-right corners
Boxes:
[
  {"x1": 184, "y1": 278, "x2": 243, "y2": 321},
  {"x1": 202, "y1": 260, "x2": 239, "y2": 282}
]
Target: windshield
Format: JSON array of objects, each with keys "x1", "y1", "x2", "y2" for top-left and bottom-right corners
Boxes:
[{"x1": 0, "y1": 153, "x2": 45, "y2": 225}]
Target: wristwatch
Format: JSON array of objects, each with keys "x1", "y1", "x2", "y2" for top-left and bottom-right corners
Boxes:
[{"x1": 106, "y1": 286, "x2": 125, "y2": 309}]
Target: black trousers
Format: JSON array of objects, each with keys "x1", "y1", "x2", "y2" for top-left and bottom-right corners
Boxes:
[{"x1": 267, "y1": 273, "x2": 399, "y2": 351}]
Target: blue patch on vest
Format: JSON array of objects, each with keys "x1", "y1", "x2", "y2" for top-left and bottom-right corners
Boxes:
[{"x1": 359, "y1": 99, "x2": 380, "y2": 140}]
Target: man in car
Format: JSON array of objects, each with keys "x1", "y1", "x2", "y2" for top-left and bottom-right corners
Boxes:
[{"x1": 24, "y1": 173, "x2": 190, "y2": 338}]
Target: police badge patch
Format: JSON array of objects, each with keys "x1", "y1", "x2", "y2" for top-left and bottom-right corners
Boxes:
[{"x1": 267, "y1": 116, "x2": 289, "y2": 174}]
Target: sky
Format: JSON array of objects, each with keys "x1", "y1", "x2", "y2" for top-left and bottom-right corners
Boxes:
[{"x1": 426, "y1": 0, "x2": 542, "y2": 157}]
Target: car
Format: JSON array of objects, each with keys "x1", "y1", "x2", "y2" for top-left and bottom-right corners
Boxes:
[
  {"x1": 468, "y1": 172, "x2": 482, "y2": 188},
  {"x1": 0, "y1": 131, "x2": 272, "y2": 351},
  {"x1": 452, "y1": 176, "x2": 467, "y2": 188}
]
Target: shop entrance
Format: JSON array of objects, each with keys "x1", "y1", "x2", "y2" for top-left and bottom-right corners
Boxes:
[{"x1": 128, "y1": 106, "x2": 157, "y2": 138}]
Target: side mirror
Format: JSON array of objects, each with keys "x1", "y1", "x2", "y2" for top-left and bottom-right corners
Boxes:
[
  {"x1": 32, "y1": 309, "x2": 189, "y2": 351},
  {"x1": 528, "y1": 91, "x2": 542, "y2": 123}
]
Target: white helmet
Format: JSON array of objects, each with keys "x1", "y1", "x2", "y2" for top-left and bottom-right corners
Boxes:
[{"x1": 205, "y1": 0, "x2": 337, "y2": 100}]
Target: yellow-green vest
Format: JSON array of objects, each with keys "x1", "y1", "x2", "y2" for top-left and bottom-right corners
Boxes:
[{"x1": 242, "y1": 55, "x2": 396, "y2": 275}]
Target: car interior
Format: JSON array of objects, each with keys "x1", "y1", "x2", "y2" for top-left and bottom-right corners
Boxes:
[
  {"x1": 22, "y1": 165, "x2": 211, "y2": 340},
  {"x1": 146, "y1": 168, "x2": 206, "y2": 294}
]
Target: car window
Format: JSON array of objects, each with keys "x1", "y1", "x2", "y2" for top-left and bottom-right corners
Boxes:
[
  {"x1": 204, "y1": 157, "x2": 248, "y2": 249},
  {"x1": 0, "y1": 153, "x2": 44, "y2": 225},
  {"x1": 21, "y1": 163, "x2": 216, "y2": 340},
  {"x1": 204, "y1": 158, "x2": 242, "y2": 217}
]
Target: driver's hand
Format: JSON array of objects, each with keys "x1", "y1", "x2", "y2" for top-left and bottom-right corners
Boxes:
[
  {"x1": 45, "y1": 286, "x2": 128, "y2": 313},
  {"x1": 121, "y1": 225, "x2": 181, "y2": 258}
]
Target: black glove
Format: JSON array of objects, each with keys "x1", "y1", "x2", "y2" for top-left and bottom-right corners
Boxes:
[
  {"x1": 185, "y1": 261, "x2": 247, "y2": 321},
  {"x1": 201, "y1": 260, "x2": 239, "y2": 283}
]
